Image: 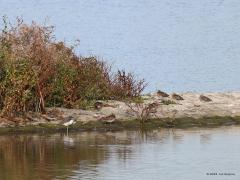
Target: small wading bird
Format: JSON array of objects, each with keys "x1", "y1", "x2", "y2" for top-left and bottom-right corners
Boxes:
[{"x1": 63, "y1": 119, "x2": 76, "y2": 135}]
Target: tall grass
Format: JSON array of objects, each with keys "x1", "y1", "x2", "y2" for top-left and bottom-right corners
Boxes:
[{"x1": 0, "y1": 18, "x2": 146, "y2": 117}]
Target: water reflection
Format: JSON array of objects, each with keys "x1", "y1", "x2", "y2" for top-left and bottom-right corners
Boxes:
[
  {"x1": 0, "y1": 127, "x2": 240, "y2": 180},
  {"x1": 200, "y1": 134, "x2": 212, "y2": 144},
  {"x1": 0, "y1": 134, "x2": 108, "y2": 180}
]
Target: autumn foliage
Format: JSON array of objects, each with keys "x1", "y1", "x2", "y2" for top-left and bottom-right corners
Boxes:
[{"x1": 0, "y1": 18, "x2": 146, "y2": 117}]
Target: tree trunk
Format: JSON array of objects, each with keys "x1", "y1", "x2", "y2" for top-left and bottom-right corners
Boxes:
[{"x1": 37, "y1": 82, "x2": 46, "y2": 114}]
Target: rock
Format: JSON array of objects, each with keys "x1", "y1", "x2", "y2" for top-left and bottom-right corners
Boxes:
[
  {"x1": 172, "y1": 93, "x2": 184, "y2": 100},
  {"x1": 93, "y1": 114, "x2": 101, "y2": 118},
  {"x1": 47, "y1": 108, "x2": 63, "y2": 117},
  {"x1": 157, "y1": 90, "x2": 169, "y2": 97},
  {"x1": 41, "y1": 114, "x2": 57, "y2": 121},
  {"x1": 199, "y1": 95, "x2": 212, "y2": 102}
]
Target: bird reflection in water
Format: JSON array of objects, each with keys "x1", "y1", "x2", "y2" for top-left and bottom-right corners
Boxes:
[{"x1": 63, "y1": 135, "x2": 75, "y2": 148}]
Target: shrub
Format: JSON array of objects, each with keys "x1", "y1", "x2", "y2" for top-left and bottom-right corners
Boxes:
[
  {"x1": 126, "y1": 101, "x2": 159, "y2": 124},
  {"x1": 110, "y1": 70, "x2": 147, "y2": 100},
  {"x1": 0, "y1": 18, "x2": 146, "y2": 117}
]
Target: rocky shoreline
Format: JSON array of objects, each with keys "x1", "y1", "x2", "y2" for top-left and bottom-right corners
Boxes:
[{"x1": 1, "y1": 91, "x2": 240, "y2": 134}]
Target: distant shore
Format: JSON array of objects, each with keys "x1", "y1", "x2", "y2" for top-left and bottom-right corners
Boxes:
[{"x1": 1, "y1": 91, "x2": 240, "y2": 134}]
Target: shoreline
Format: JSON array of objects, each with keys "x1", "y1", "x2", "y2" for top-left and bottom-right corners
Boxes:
[
  {"x1": 0, "y1": 116, "x2": 240, "y2": 135},
  {"x1": 1, "y1": 91, "x2": 240, "y2": 134}
]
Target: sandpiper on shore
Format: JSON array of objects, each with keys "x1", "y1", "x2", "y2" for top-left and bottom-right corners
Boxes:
[{"x1": 1, "y1": 91, "x2": 240, "y2": 133}]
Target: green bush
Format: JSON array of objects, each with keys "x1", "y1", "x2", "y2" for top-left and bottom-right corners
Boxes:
[{"x1": 0, "y1": 18, "x2": 146, "y2": 117}]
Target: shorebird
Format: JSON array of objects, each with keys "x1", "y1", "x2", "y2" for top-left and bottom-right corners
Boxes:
[
  {"x1": 157, "y1": 90, "x2": 169, "y2": 97},
  {"x1": 94, "y1": 101, "x2": 104, "y2": 110},
  {"x1": 99, "y1": 114, "x2": 116, "y2": 124},
  {"x1": 63, "y1": 119, "x2": 76, "y2": 135},
  {"x1": 63, "y1": 136, "x2": 75, "y2": 147},
  {"x1": 172, "y1": 93, "x2": 184, "y2": 100},
  {"x1": 199, "y1": 95, "x2": 212, "y2": 102}
]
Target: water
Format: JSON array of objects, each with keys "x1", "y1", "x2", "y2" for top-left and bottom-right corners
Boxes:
[
  {"x1": 1, "y1": 0, "x2": 240, "y2": 92},
  {"x1": 0, "y1": 126, "x2": 240, "y2": 180}
]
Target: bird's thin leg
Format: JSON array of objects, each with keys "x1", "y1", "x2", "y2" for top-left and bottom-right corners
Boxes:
[{"x1": 67, "y1": 126, "x2": 69, "y2": 136}]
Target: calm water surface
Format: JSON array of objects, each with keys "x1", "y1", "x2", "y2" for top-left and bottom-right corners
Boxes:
[
  {"x1": 1, "y1": 0, "x2": 240, "y2": 92},
  {"x1": 0, "y1": 126, "x2": 240, "y2": 180}
]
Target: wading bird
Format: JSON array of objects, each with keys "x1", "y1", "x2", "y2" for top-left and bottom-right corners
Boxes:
[{"x1": 63, "y1": 119, "x2": 76, "y2": 135}]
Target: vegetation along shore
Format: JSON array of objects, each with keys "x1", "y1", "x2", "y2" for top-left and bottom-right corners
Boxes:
[{"x1": 0, "y1": 18, "x2": 240, "y2": 134}]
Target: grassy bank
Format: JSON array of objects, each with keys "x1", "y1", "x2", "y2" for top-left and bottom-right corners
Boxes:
[{"x1": 1, "y1": 116, "x2": 240, "y2": 135}]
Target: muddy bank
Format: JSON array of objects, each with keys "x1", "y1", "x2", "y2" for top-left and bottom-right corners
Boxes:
[
  {"x1": 1, "y1": 92, "x2": 240, "y2": 134},
  {"x1": 1, "y1": 116, "x2": 240, "y2": 135}
]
